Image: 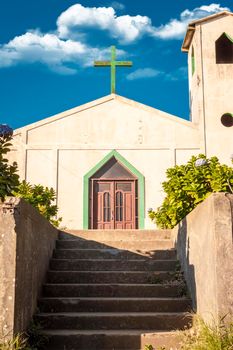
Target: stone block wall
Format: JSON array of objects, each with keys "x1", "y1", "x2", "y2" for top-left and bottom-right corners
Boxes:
[
  {"x1": 0, "y1": 197, "x2": 58, "y2": 336},
  {"x1": 172, "y1": 193, "x2": 233, "y2": 324}
]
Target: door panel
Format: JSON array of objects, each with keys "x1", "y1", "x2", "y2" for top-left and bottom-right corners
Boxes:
[
  {"x1": 93, "y1": 182, "x2": 113, "y2": 229},
  {"x1": 91, "y1": 180, "x2": 136, "y2": 229},
  {"x1": 97, "y1": 193, "x2": 102, "y2": 222},
  {"x1": 125, "y1": 192, "x2": 133, "y2": 221}
]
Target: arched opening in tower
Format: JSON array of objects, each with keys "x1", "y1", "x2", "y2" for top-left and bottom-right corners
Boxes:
[{"x1": 216, "y1": 33, "x2": 233, "y2": 64}]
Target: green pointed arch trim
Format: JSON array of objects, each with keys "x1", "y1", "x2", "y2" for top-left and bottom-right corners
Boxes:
[
  {"x1": 83, "y1": 150, "x2": 145, "y2": 229},
  {"x1": 223, "y1": 32, "x2": 233, "y2": 43},
  {"x1": 191, "y1": 46, "x2": 195, "y2": 76}
]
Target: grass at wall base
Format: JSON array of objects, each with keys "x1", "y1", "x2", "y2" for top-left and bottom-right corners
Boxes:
[
  {"x1": 0, "y1": 321, "x2": 48, "y2": 350},
  {"x1": 148, "y1": 154, "x2": 233, "y2": 229},
  {"x1": 179, "y1": 316, "x2": 233, "y2": 350},
  {"x1": 144, "y1": 316, "x2": 233, "y2": 350},
  {"x1": 1, "y1": 317, "x2": 232, "y2": 350},
  {"x1": 0, "y1": 334, "x2": 28, "y2": 350}
]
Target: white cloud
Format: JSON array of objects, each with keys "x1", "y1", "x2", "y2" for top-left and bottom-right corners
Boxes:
[
  {"x1": 111, "y1": 2, "x2": 125, "y2": 10},
  {"x1": 126, "y1": 68, "x2": 161, "y2": 80},
  {"x1": 0, "y1": 30, "x2": 114, "y2": 73},
  {"x1": 165, "y1": 67, "x2": 188, "y2": 81},
  {"x1": 126, "y1": 66, "x2": 187, "y2": 81},
  {"x1": 57, "y1": 4, "x2": 115, "y2": 39},
  {"x1": 57, "y1": 3, "x2": 231, "y2": 43},
  {"x1": 57, "y1": 3, "x2": 152, "y2": 44},
  {"x1": 151, "y1": 3, "x2": 230, "y2": 39}
]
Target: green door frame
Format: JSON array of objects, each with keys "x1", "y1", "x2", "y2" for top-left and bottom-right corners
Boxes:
[{"x1": 83, "y1": 150, "x2": 145, "y2": 229}]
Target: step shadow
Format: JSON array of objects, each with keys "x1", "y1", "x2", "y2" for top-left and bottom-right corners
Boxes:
[{"x1": 57, "y1": 231, "x2": 176, "y2": 260}]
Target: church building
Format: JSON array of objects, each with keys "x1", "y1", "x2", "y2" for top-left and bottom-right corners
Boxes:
[{"x1": 11, "y1": 11, "x2": 233, "y2": 230}]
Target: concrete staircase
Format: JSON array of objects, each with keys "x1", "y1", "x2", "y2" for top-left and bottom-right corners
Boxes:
[{"x1": 36, "y1": 230, "x2": 192, "y2": 350}]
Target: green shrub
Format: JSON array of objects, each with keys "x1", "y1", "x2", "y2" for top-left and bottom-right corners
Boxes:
[
  {"x1": 14, "y1": 181, "x2": 62, "y2": 227},
  {"x1": 149, "y1": 155, "x2": 233, "y2": 229},
  {"x1": 0, "y1": 125, "x2": 20, "y2": 200}
]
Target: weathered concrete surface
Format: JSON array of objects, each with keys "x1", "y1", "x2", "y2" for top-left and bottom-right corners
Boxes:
[
  {"x1": 0, "y1": 197, "x2": 58, "y2": 337},
  {"x1": 0, "y1": 198, "x2": 17, "y2": 338},
  {"x1": 172, "y1": 193, "x2": 233, "y2": 324},
  {"x1": 187, "y1": 13, "x2": 233, "y2": 163}
]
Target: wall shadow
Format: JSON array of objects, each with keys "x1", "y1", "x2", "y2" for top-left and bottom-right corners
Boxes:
[{"x1": 174, "y1": 219, "x2": 197, "y2": 312}]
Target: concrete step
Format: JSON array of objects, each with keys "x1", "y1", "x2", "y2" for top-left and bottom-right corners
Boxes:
[
  {"x1": 50, "y1": 259, "x2": 178, "y2": 271},
  {"x1": 56, "y1": 239, "x2": 174, "y2": 250},
  {"x1": 38, "y1": 297, "x2": 192, "y2": 313},
  {"x1": 53, "y1": 249, "x2": 177, "y2": 260},
  {"x1": 34, "y1": 228, "x2": 191, "y2": 349},
  {"x1": 59, "y1": 230, "x2": 172, "y2": 241},
  {"x1": 41, "y1": 329, "x2": 182, "y2": 350},
  {"x1": 46, "y1": 270, "x2": 174, "y2": 284},
  {"x1": 43, "y1": 283, "x2": 184, "y2": 298},
  {"x1": 36, "y1": 312, "x2": 191, "y2": 331}
]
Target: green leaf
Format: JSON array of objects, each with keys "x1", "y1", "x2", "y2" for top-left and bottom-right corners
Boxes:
[{"x1": 149, "y1": 154, "x2": 233, "y2": 228}]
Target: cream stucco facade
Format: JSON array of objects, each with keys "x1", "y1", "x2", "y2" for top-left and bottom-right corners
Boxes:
[
  {"x1": 183, "y1": 11, "x2": 233, "y2": 163},
  {"x1": 11, "y1": 12, "x2": 233, "y2": 229}
]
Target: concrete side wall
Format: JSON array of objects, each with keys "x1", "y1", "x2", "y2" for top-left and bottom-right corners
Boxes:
[
  {"x1": 172, "y1": 193, "x2": 233, "y2": 324},
  {"x1": 0, "y1": 199, "x2": 17, "y2": 338},
  {"x1": 0, "y1": 198, "x2": 58, "y2": 336}
]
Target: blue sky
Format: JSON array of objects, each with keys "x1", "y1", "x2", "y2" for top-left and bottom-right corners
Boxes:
[{"x1": 0, "y1": 0, "x2": 232, "y2": 129}]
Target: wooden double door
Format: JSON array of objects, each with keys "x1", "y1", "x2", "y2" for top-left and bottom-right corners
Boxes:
[{"x1": 90, "y1": 179, "x2": 137, "y2": 229}]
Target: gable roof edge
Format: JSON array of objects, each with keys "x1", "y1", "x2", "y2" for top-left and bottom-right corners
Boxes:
[
  {"x1": 113, "y1": 95, "x2": 196, "y2": 129},
  {"x1": 13, "y1": 94, "x2": 116, "y2": 135},
  {"x1": 182, "y1": 11, "x2": 233, "y2": 52},
  {"x1": 13, "y1": 93, "x2": 196, "y2": 136}
]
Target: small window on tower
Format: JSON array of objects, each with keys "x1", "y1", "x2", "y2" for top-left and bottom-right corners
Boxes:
[
  {"x1": 216, "y1": 33, "x2": 233, "y2": 64},
  {"x1": 191, "y1": 46, "x2": 195, "y2": 75}
]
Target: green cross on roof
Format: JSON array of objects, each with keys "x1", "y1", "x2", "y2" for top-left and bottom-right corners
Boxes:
[{"x1": 94, "y1": 46, "x2": 133, "y2": 94}]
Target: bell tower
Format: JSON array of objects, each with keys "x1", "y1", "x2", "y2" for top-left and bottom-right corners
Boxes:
[{"x1": 182, "y1": 11, "x2": 233, "y2": 165}]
